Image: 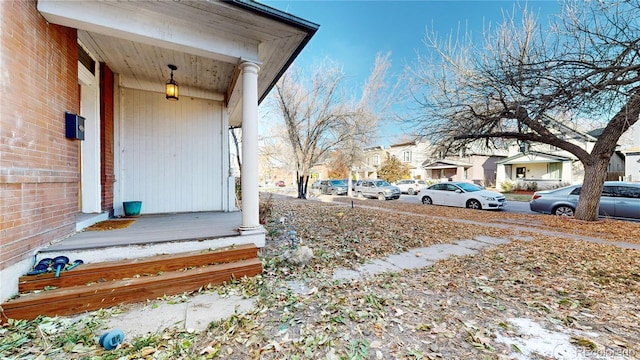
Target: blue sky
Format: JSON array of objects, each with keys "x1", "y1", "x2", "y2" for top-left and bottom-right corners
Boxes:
[{"x1": 262, "y1": 0, "x2": 563, "y2": 143}]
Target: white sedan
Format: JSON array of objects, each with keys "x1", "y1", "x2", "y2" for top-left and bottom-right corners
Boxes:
[{"x1": 421, "y1": 182, "x2": 507, "y2": 210}]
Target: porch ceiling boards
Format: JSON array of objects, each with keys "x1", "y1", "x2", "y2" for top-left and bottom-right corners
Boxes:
[{"x1": 37, "y1": 0, "x2": 318, "y2": 126}]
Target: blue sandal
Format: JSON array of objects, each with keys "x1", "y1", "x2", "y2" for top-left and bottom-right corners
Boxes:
[
  {"x1": 52, "y1": 256, "x2": 69, "y2": 278},
  {"x1": 26, "y1": 258, "x2": 52, "y2": 276}
]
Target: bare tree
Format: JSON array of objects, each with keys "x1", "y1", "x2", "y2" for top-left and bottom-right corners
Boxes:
[
  {"x1": 326, "y1": 149, "x2": 349, "y2": 179},
  {"x1": 230, "y1": 127, "x2": 242, "y2": 170},
  {"x1": 270, "y1": 55, "x2": 393, "y2": 199},
  {"x1": 340, "y1": 53, "x2": 394, "y2": 196},
  {"x1": 258, "y1": 124, "x2": 291, "y2": 185},
  {"x1": 408, "y1": 1, "x2": 640, "y2": 221}
]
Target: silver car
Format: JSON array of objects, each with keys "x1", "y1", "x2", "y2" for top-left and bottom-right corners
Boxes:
[
  {"x1": 320, "y1": 179, "x2": 348, "y2": 195},
  {"x1": 529, "y1": 181, "x2": 640, "y2": 220},
  {"x1": 354, "y1": 179, "x2": 401, "y2": 200}
]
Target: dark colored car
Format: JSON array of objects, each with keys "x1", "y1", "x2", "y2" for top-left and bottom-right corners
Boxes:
[
  {"x1": 529, "y1": 181, "x2": 640, "y2": 220},
  {"x1": 320, "y1": 179, "x2": 348, "y2": 195}
]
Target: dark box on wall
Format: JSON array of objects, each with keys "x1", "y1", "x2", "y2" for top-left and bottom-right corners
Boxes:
[{"x1": 65, "y1": 112, "x2": 85, "y2": 140}]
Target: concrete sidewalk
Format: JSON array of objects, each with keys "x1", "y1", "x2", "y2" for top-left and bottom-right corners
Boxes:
[
  {"x1": 98, "y1": 293, "x2": 254, "y2": 339},
  {"x1": 332, "y1": 235, "x2": 517, "y2": 281},
  {"x1": 95, "y1": 233, "x2": 523, "y2": 339}
]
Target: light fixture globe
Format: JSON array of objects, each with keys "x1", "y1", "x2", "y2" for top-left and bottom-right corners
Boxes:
[{"x1": 165, "y1": 64, "x2": 179, "y2": 101}]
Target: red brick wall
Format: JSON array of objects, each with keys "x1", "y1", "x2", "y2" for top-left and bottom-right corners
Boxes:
[
  {"x1": 100, "y1": 63, "x2": 115, "y2": 214},
  {"x1": 0, "y1": 1, "x2": 79, "y2": 269}
]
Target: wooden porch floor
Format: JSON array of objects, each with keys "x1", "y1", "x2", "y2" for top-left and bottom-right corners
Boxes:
[
  {"x1": 34, "y1": 211, "x2": 260, "y2": 265},
  {"x1": 46, "y1": 211, "x2": 242, "y2": 252}
]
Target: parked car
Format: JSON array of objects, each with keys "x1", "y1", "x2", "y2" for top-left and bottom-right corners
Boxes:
[
  {"x1": 276, "y1": 180, "x2": 286, "y2": 187},
  {"x1": 354, "y1": 179, "x2": 401, "y2": 200},
  {"x1": 311, "y1": 180, "x2": 322, "y2": 189},
  {"x1": 421, "y1": 181, "x2": 506, "y2": 210},
  {"x1": 395, "y1": 179, "x2": 426, "y2": 195},
  {"x1": 320, "y1": 179, "x2": 348, "y2": 195},
  {"x1": 352, "y1": 179, "x2": 363, "y2": 191},
  {"x1": 529, "y1": 181, "x2": 640, "y2": 220}
]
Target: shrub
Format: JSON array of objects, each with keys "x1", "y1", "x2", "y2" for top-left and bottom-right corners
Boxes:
[
  {"x1": 424, "y1": 179, "x2": 438, "y2": 187},
  {"x1": 526, "y1": 181, "x2": 538, "y2": 192},
  {"x1": 259, "y1": 193, "x2": 274, "y2": 224},
  {"x1": 553, "y1": 182, "x2": 570, "y2": 189},
  {"x1": 500, "y1": 180, "x2": 515, "y2": 193}
]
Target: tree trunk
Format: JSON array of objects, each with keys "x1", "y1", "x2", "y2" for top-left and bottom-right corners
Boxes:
[
  {"x1": 297, "y1": 173, "x2": 308, "y2": 199},
  {"x1": 573, "y1": 156, "x2": 611, "y2": 221},
  {"x1": 574, "y1": 89, "x2": 640, "y2": 221},
  {"x1": 230, "y1": 128, "x2": 242, "y2": 169}
]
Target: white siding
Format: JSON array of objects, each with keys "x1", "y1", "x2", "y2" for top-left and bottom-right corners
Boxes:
[
  {"x1": 119, "y1": 89, "x2": 225, "y2": 214},
  {"x1": 625, "y1": 154, "x2": 640, "y2": 181}
]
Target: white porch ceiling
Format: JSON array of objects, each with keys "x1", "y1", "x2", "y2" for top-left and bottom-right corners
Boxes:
[{"x1": 37, "y1": 0, "x2": 318, "y2": 126}]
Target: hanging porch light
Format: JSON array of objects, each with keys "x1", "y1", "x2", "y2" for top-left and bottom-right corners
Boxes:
[{"x1": 165, "y1": 64, "x2": 179, "y2": 101}]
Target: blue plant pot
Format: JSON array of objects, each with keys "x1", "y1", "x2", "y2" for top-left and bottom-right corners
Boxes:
[{"x1": 123, "y1": 201, "x2": 142, "y2": 217}]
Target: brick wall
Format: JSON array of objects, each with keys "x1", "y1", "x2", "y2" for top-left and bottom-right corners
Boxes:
[
  {"x1": 0, "y1": 1, "x2": 79, "y2": 269},
  {"x1": 100, "y1": 63, "x2": 115, "y2": 214}
]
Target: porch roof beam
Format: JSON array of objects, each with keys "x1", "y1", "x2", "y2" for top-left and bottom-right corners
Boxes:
[
  {"x1": 117, "y1": 76, "x2": 226, "y2": 102},
  {"x1": 37, "y1": 0, "x2": 259, "y2": 64}
]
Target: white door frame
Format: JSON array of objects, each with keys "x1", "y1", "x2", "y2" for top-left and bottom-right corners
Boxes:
[{"x1": 78, "y1": 61, "x2": 101, "y2": 213}]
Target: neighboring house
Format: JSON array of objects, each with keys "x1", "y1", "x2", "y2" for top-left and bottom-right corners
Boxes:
[
  {"x1": 621, "y1": 122, "x2": 640, "y2": 182},
  {"x1": 0, "y1": 0, "x2": 316, "y2": 302},
  {"x1": 387, "y1": 141, "x2": 431, "y2": 180},
  {"x1": 457, "y1": 151, "x2": 507, "y2": 186},
  {"x1": 496, "y1": 150, "x2": 575, "y2": 190},
  {"x1": 353, "y1": 140, "x2": 506, "y2": 185},
  {"x1": 423, "y1": 145, "x2": 507, "y2": 186},
  {"x1": 495, "y1": 118, "x2": 626, "y2": 190},
  {"x1": 623, "y1": 146, "x2": 640, "y2": 182},
  {"x1": 422, "y1": 159, "x2": 472, "y2": 182},
  {"x1": 353, "y1": 146, "x2": 388, "y2": 180},
  {"x1": 587, "y1": 129, "x2": 626, "y2": 181},
  {"x1": 310, "y1": 162, "x2": 330, "y2": 181}
]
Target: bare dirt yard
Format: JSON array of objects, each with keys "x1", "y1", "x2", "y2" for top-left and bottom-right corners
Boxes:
[{"x1": 2, "y1": 194, "x2": 639, "y2": 359}]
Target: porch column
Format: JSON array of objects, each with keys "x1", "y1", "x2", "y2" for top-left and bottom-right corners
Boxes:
[
  {"x1": 496, "y1": 163, "x2": 506, "y2": 189},
  {"x1": 561, "y1": 160, "x2": 573, "y2": 184},
  {"x1": 239, "y1": 61, "x2": 263, "y2": 233}
]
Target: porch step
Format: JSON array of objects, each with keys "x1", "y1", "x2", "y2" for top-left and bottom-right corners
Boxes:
[
  {"x1": 1, "y1": 244, "x2": 262, "y2": 321},
  {"x1": 17, "y1": 244, "x2": 259, "y2": 293}
]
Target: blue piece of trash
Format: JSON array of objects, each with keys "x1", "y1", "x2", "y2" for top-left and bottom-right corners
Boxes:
[{"x1": 99, "y1": 329, "x2": 125, "y2": 350}]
